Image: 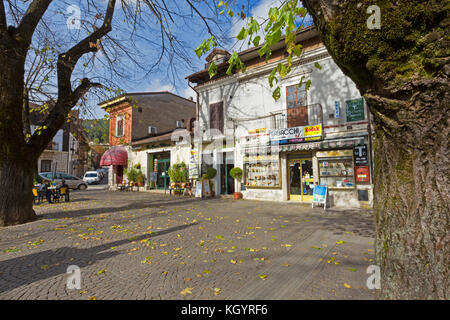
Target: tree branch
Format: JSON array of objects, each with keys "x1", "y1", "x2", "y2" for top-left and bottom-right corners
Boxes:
[
  {"x1": 0, "y1": 0, "x2": 7, "y2": 32},
  {"x1": 27, "y1": 0, "x2": 116, "y2": 154},
  {"x1": 15, "y1": 0, "x2": 52, "y2": 47},
  {"x1": 57, "y1": 0, "x2": 116, "y2": 96}
]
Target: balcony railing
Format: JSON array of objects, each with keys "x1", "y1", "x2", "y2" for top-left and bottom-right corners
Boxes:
[{"x1": 234, "y1": 103, "x2": 324, "y2": 133}]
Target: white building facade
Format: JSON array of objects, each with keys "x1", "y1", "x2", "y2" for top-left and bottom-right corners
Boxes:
[{"x1": 188, "y1": 27, "x2": 374, "y2": 208}]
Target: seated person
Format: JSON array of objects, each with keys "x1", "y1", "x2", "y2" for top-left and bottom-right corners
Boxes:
[
  {"x1": 59, "y1": 180, "x2": 70, "y2": 201},
  {"x1": 39, "y1": 180, "x2": 53, "y2": 203}
]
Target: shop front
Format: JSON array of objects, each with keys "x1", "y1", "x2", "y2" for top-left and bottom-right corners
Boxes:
[
  {"x1": 100, "y1": 146, "x2": 128, "y2": 187},
  {"x1": 148, "y1": 152, "x2": 171, "y2": 190},
  {"x1": 240, "y1": 126, "x2": 373, "y2": 207},
  {"x1": 288, "y1": 155, "x2": 314, "y2": 202}
]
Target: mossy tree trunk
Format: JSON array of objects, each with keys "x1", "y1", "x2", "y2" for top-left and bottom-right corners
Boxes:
[{"x1": 302, "y1": 0, "x2": 449, "y2": 299}]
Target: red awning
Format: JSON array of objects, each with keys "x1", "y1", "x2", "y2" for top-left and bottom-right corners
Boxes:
[{"x1": 100, "y1": 146, "x2": 128, "y2": 166}]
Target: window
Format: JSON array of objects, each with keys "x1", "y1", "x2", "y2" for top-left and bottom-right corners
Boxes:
[
  {"x1": 318, "y1": 158, "x2": 355, "y2": 188},
  {"x1": 286, "y1": 84, "x2": 307, "y2": 109},
  {"x1": 40, "y1": 160, "x2": 52, "y2": 172},
  {"x1": 209, "y1": 102, "x2": 224, "y2": 133},
  {"x1": 286, "y1": 84, "x2": 308, "y2": 127},
  {"x1": 244, "y1": 154, "x2": 280, "y2": 188},
  {"x1": 116, "y1": 116, "x2": 124, "y2": 137}
]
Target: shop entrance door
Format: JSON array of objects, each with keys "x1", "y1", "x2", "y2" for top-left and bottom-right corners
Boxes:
[
  {"x1": 116, "y1": 165, "x2": 123, "y2": 185},
  {"x1": 156, "y1": 158, "x2": 170, "y2": 189},
  {"x1": 220, "y1": 152, "x2": 234, "y2": 195},
  {"x1": 288, "y1": 158, "x2": 313, "y2": 202}
]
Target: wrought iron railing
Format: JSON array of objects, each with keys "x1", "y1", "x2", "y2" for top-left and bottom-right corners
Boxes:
[{"x1": 231, "y1": 103, "x2": 323, "y2": 132}]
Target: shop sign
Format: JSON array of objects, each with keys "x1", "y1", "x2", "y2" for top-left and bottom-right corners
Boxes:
[
  {"x1": 355, "y1": 166, "x2": 370, "y2": 183},
  {"x1": 334, "y1": 101, "x2": 340, "y2": 118},
  {"x1": 203, "y1": 179, "x2": 211, "y2": 197},
  {"x1": 269, "y1": 124, "x2": 322, "y2": 144},
  {"x1": 240, "y1": 133, "x2": 270, "y2": 147},
  {"x1": 149, "y1": 172, "x2": 158, "y2": 182},
  {"x1": 346, "y1": 98, "x2": 365, "y2": 122},
  {"x1": 304, "y1": 125, "x2": 322, "y2": 137},
  {"x1": 195, "y1": 181, "x2": 202, "y2": 198},
  {"x1": 316, "y1": 150, "x2": 353, "y2": 158},
  {"x1": 312, "y1": 185, "x2": 328, "y2": 210},
  {"x1": 354, "y1": 144, "x2": 369, "y2": 166},
  {"x1": 189, "y1": 152, "x2": 199, "y2": 179},
  {"x1": 248, "y1": 128, "x2": 267, "y2": 134},
  {"x1": 243, "y1": 154, "x2": 278, "y2": 163}
]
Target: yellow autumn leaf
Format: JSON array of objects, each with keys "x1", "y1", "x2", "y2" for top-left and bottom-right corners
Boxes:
[
  {"x1": 180, "y1": 287, "x2": 193, "y2": 296},
  {"x1": 344, "y1": 283, "x2": 352, "y2": 288}
]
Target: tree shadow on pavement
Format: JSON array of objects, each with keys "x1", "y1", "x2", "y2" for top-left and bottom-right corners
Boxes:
[
  {"x1": 0, "y1": 222, "x2": 198, "y2": 294},
  {"x1": 36, "y1": 197, "x2": 213, "y2": 221}
]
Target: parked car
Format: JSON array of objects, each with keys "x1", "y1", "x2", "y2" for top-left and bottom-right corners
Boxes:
[
  {"x1": 39, "y1": 172, "x2": 88, "y2": 190},
  {"x1": 96, "y1": 168, "x2": 108, "y2": 180},
  {"x1": 83, "y1": 171, "x2": 101, "y2": 184}
]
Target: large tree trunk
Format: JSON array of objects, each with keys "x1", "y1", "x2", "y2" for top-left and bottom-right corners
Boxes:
[
  {"x1": 0, "y1": 30, "x2": 37, "y2": 226},
  {"x1": 0, "y1": 162, "x2": 36, "y2": 226},
  {"x1": 369, "y1": 92, "x2": 449, "y2": 299},
  {"x1": 302, "y1": 0, "x2": 449, "y2": 298}
]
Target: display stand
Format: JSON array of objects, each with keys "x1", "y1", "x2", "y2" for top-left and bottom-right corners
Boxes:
[{"x1": 312, "y1": 185, "x2": 328, "y2": 210}]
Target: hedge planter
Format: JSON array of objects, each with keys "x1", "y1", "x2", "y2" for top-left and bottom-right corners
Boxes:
[{"x1": 233, "y1": 192, "x2": 243, "y2": 200}]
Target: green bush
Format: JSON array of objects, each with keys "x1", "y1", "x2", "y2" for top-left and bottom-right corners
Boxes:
[
  {"x1": 125, "y1": 167, "x2": 139, "y2": 182},
  {"x1": 136, "y1": 171, "x2": 145, "y2": 184},
  {"x1": 168, "y1": 162, "x2": 189, "y2": 183},
  {"x1": 205, "y1": 167, "x2": 217, "y2": 179},
  {"x1": 230, "y1": 167, "x2": 243, "y2": 181}
]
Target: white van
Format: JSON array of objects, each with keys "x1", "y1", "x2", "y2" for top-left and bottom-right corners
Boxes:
[{"x1": 83, "y1": 171, "x2": 101, "y2": 184}]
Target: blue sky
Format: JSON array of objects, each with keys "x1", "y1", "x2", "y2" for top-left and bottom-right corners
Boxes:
[
  {"x1": 19, "y1": 0, "x2": 306, "y2": 119},
  {"x1": 82, "y1": 0, "x2": 289, "y2": 119}
]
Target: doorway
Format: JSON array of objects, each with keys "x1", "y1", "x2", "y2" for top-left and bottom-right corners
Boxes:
[
  {"x1": 116, "y1": 165, "x2": 123, "y2": 184},
  {"x1": 156, "y1": 158, "x2": 170, "y2": 189},
  {"x1": 288, "y1": 158, "x2": 313, "y2": 202},
  {"x1": 220, "y1": 152, "x2": 234, "y2": 195}
]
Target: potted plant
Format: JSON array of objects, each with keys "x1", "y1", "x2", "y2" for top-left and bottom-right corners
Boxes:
[
  {"x1": 168, "y1": 162, "x2": 189, "y2": 194},
  {"x1": 136, "y1": 170, "x2": 145, "y2": 187},
  {"x1": 230, "y1": 167, "x2": 243, "y2": 200},
  {"x1": 204, "y1": 167, "x2": 217, "y2": 197},
  {"x1": 125, "y1": 167, "x2": 139, "y2": 185}
]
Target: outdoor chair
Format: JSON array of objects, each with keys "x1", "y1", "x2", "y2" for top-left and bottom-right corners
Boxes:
[
  {"x1": 54, "y1": 186, "x2": 69, "y2": 202},
  {"x1": 32, "y1": 188, "x2": 41, "y2": 205},
  {"x1": 117, "y1": 181, "x2": 127, "y2": 191}
]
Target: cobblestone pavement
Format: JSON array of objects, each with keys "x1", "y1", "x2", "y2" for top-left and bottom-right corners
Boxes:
[{"x1": 0, "y1": 190, "x2": 376, "y2": 300}]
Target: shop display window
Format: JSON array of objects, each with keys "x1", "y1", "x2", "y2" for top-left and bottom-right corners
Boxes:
[
  {"x1": 319, "y1": 158, "x2": 355, "y2": 188},
  {"x1": 244, "y1": 157, "x2": 280, "y2": 188}
]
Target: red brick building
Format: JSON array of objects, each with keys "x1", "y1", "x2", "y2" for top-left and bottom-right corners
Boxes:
[{"x1": 99, "y1": 91, "x2": 195, "y2": 186}]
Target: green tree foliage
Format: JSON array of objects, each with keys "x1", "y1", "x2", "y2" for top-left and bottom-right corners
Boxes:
[
  {"x1": 229, "y1": 167, "x2": 243, "y2": 182},
  {"x1": 168, "y1": 162, "x2": 189, "y2": 183},
  {"x1": 82, "y1": 119, "x2": 109, "y2": 144},
  {"x1": 196, "y1": 0, "x2": 312, "y2": 100}
]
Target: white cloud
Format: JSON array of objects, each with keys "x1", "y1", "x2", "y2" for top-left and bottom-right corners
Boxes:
[
  {"x1": 144, "y1": 78, "x2": 174, "y2": 93},
  {"x1": 180, "y1": 86, "x2": 196, "y2": 100}
]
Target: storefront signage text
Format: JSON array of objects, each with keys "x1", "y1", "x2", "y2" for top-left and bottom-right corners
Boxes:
[
  {"x1": 354, "y1": 144, "x2": 369, "y2": 166},
  {"x1": 269, "y1": 125, "x2": 322, "y2": 145}
]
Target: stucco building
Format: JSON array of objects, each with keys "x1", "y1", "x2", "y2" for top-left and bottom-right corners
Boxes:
[
  {"x1": 99, "y1": 91, "x2": 196, "y2": 189},
  {"x1": 186, "y1": 26, "x2": 374, "y2": 208}
]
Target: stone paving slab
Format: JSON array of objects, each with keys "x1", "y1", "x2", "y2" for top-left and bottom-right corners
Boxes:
[{"x1": 0, "y1": 190, "x2": 375, "y2": 300}]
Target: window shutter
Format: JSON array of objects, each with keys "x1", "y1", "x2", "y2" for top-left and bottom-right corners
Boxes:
[{"x1": 209, "y1": 102, "x2": 224, "y2": 133}]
